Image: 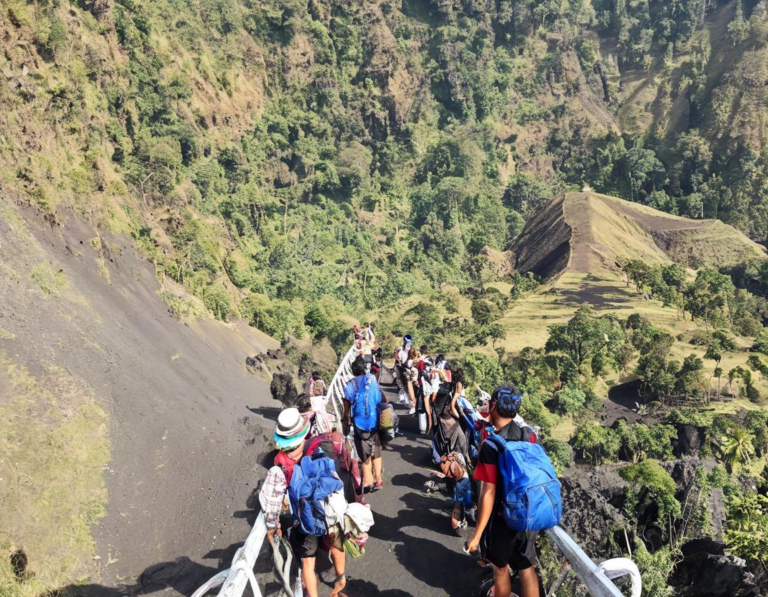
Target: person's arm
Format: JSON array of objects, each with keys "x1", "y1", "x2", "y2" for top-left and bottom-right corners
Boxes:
[
  {"x1": 467, "y1": 480, "x2": 496, "y2": 552},
  {"x1": 450, "y1": 381, "x2": 462, "y2": 419},
  {"x1": 260, "y1": 466, "x2": 288, "y2": 540}
]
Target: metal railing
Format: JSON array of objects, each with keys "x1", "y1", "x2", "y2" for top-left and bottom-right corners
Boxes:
[
  {"x1": 324, "y1": 344, "x2": 359, "y2": 425},
  {"x1": 546, "y1": 526, "x2": 641, "y2": 597},
  {"x1": 191, "y1": 342, "x2": 642, "y2": 597}
]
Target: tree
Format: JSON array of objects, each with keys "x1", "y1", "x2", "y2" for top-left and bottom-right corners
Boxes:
[
  {"x1": 636, "y1": 352, "x2": 678, "y2": 403},
  {"x1": 542, "y1": 439, "x2": 574, "y2": 474},
  {"x1": 743, "y1": 411, "x2": 768, "y2": 457},
  {"x1": 572, "y1": 424, "x2": 620, "y2": 464},
  {"x1": 726, "y1": 491, "x2": 768, "y2": 564},
  {"x1": 546, "y1": 306, "x2": 625, "y2": 376},
  {"x1": 620, "y1": 460, "x2": 681, "y2": 521},
  {"x1": 718, "y1": 427, "x2": 756, "y2": 472},
  {"x1": 675, "y1": 354, "x2": 707, "y2": 401},
  {"x1": 704, "y1": 330, "x2": 736, "y2": 400},
  {"x1": 471, "y1": 299, "x2": 500, "y2": 326},
  {"x1": 555, "y1": 385, "x2": 586, "y2": 415},
  {"x1": 486, "y1": 323, "x2": 506, "y2": 349},
  {"x1": 684, "y1": 269, "x2": 735, "y2": 329},
  {"x1": 623, "y1": 147, "x2": 666, "y2": 201},
  {"x1": 457, "y1": 352, "x2": 503, "y2": 388}
]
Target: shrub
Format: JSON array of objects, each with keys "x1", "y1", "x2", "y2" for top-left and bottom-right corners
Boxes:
[
  {"x1": 542, "y1": 439, "x2": 573, "y2": 474},
  {"x1": 30, "y1": 263, "x2": 67, "y2": 295},
  {"x1": 554, "y1": 385, "x2": 586, "y2": 415}
]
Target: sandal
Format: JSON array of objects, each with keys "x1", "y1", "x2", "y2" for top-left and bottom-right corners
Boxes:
[
  {"x1": 362, "y1": 484, "x2": 373, "y2": 494},
  {"x1": 373, "y1": 480, "x2": 383, "y2": 491}
]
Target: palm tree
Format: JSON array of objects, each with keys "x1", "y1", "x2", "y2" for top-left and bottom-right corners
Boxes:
[{"x1": 719, "y1": 428, "x2": 756, "y2": 473}]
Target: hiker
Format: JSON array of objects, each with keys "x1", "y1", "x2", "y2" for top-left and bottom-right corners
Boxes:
[
  {"x1": 394, "y1": 334, "x2": 412, "y2": 404},
  {"x1": 421, "y1": 357, "x2": 441, "y2": 431},
  {"x1": 343, "y1": 355, "x2": 384, "y2": 492},
  {"x1": 432, "y1": 365, "x2": 470, "y2": 466},
  {"x1": 466, "y1": 385, "x2": 542, "y2": 597},
  {"x1": 371, "y1": 346, "x2": 383, "y2": 382},
  {"x1": 259, "y1": 408, "x2": 350, "y2": 597},
  {"x1": 439, "y1": 451, "x2": 476, "y2": 532},
  {"x1": 296, "y1": 393, "x2": 333, "y2": 437},
  {"x1": 305, "y1": 371, "x2": 327, "y2": 398},
  {"x1": 361, "y1": 322, "x2": 376, "y2": 346},
  {"x1": 404, "y1": 347, "x2": 420, "y2": 415}
]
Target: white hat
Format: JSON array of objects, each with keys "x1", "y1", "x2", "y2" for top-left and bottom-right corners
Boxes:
[{"x1": 275, "y1": 408, "x2": 305, "y2": 437}]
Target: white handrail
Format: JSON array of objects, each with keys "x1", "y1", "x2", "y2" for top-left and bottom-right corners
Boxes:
[
  {"x1": 546, "y1": 526, "x2": 639, "y2": 597},
  {"x1": 324, "y1": 344, "x2": 359, "y2": 425}
]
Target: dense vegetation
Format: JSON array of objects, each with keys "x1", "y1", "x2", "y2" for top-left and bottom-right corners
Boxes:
[{"x1": 3, "y1": 0, "x2": 768, "y2": 344}]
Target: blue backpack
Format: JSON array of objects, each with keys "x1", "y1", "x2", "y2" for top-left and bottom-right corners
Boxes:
[
  {"x1": 487, "y1": 434, "x2": 562, "y2": 532},
  {"x1": 351, "y1": 376, "x2": 379, "y2": 432},
  {"x1": 288, "y1": 455, "x2": 343, "y2": 536}
]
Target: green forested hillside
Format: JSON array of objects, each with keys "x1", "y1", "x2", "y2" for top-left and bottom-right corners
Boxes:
[{"x1": 1, "y1": 0, "x2": 768, "y2": 338}]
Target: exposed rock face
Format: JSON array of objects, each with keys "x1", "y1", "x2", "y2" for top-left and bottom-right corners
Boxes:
[
  {"x1": 270, "y1": 372, "x2": 299, "y2": 407},
  {"x1": 674, "y1": 424, "x2": 705, "y2": 456},
  {"x1": 672, "y1": 539, "x2": 762, "y2": 597},
  {"x1": 559, "y1": 467, "x2": 628, "y2": 559}
]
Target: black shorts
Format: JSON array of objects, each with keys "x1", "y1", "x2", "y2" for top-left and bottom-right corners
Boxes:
[
  {"x1": 354, "y1": 428, "x2": 381, "y2": 462},
  {"x1": 290, "y1": 528, "x2": 320, "y2": 559},
  {"x1": 484, "y1": 516, "x2": 537, "y2": 571}
]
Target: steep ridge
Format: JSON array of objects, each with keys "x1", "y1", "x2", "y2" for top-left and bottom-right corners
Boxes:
[
  {"x1": 511, "y1": 192, "x2": 767, "y2": 281},
  {"x1": 0, "y1": 202, "x2": 279, "y2": 593}
]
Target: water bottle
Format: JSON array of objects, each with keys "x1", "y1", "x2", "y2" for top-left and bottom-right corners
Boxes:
[{"x1": 419, "y1": 412, "x2": 428, "y2": 434}]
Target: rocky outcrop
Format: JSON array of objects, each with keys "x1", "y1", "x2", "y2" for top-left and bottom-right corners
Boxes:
[
  {"x1": 560, "y1": 467, "x2": 629, "y2": 559},
  {"x1": 674, "y1": 424, "x2": 705, "y2": 456},
  {"x1": 672, "y1": 539, "x2": 763, "y2": 597},
  {"x1": 270, "y1": 372, "x2": 299, "y2": 407}
]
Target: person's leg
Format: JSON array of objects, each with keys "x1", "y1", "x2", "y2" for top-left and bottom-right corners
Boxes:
[
  {"x1": 361, "y1": 457, "x2": 373, "y2": 486},
  {"x1": 354, "y1": 432, "x2": 374, "y2": 487},
  {"x1": 329, "y1": 543, "x2": 347, "y2": 597},
  {"x1": 301, "y1": 557, "x2": 318, "y2": 597},
  {"x1": 372, "y1": 433, "x2": 383, "y2": 486},
  {"x1": 451, "y1": 501, "x2": 461, "y2": 529},
  {"x1": 492, "y1": 564, "x2": 512, "y2": 597},
  {"x1": 518, "y1": 566, "x2": 539, "y2": 597}
]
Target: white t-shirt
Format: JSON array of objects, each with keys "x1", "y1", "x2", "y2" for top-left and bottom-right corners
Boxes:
[{"x1": 396, "y1": 345, "x2": 410, "y2": 365}]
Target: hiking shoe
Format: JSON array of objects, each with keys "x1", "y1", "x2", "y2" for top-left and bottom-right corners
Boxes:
[
  {"x1": 408, "y1": 407, "x2": 416, "y2": 415},
  {"x1": 452, "y1": 520, "x2": 467, "y2": 532}
]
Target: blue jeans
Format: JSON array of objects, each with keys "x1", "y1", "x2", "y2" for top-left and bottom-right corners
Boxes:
[{"x1": 453, "y1": 477, "x2": 474, "y2": 507}]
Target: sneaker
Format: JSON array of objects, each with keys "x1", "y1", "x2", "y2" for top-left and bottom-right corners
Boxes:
[
  {"x1": 452, "y1": 520, "x2": 467, "y2": 532},
  {"x1": 408, "y1": 407, "x2": 416, "y2": 415},
  {"x1": 398, "y1": 391, "x2": 408, "y2": 404}
]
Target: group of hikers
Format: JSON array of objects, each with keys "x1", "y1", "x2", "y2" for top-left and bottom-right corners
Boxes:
[{"x1": 259, "y1": 328, "x2": 561, "y2": 597}]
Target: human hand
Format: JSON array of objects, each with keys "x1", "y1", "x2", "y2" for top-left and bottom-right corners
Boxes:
[{"x1": 464, "y1": 535, "x2": 480, "y2": 555}]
